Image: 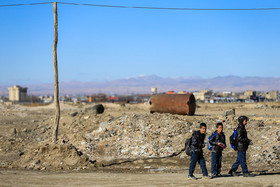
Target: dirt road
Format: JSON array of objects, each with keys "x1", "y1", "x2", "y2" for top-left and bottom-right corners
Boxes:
[{"x1": 1, "y1": 170, "x2": 280, "y2": 187}]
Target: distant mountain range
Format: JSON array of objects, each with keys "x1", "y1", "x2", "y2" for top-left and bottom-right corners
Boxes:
[{"x1": 0, "y1": 75, "x2": 280, "y2": 95}]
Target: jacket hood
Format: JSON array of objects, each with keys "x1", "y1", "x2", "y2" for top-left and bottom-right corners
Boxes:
[{"x1": 238, "y1": 116, "x2": 248, "y2": 125}]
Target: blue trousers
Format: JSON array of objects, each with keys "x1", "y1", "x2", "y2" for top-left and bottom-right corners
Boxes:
[
  {"x1": 211, "y1": 152, "x2": 222, "y2": 175},
  {"x1": 189, "y1": 151, "x2": 208, "y2": 176},
  {"x1": 230, "y1": 151, "x2": 248, "y2": 174}
]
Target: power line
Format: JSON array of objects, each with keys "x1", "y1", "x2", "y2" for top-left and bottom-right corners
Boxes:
[
  {"x1": 0, "y1": 2, "x2": 52, "y2": 7},
  {"x1": 1, "y1": 1, "x2": 280, "y2": 11},
  {"x1": 57, "y1": 2, "x2": 280, "y2": 11}
]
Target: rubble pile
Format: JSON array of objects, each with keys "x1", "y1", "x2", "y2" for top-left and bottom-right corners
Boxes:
[
  {"x1": 1, "y1": 102, "x2": 280, "y2": 172},
  {"x1": 76, "y1": 113, "x2": 193, "y2": 161},
  {"x1": 12, "y1": 143, "x2": 95, "y2": 170},
  {"x1": 59, "y1": 105, "x2": 280, "y2": 171},
  {"x1": 249, "y1": 129, "x2": 280, "y2": 170}
]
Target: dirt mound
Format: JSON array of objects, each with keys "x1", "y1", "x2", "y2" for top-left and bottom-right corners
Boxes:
[
  {"x1": 74, "y1": 112, "x2": 193, "y2": 163},
  {"x1": 13, "y1": 143, "x2": 95, "y2": 170},
  {"x1": 1, "y1": 102, "x2": 280, "y2": 172}
]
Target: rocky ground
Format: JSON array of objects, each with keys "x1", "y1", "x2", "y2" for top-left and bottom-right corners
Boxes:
[{"x1": 0, "y1": 101, "x2": 280, "y2": 177}]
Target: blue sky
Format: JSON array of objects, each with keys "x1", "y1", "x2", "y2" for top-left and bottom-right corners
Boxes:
[{"x1": 1, "y1": 0, "x2": 280, "y2": 85}]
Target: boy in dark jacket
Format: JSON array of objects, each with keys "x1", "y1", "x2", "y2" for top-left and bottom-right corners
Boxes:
[
  {"x1": 188, "y1": 123, "x2": 211, "y2": 180},
  {"x1": 229, "y1": 116, "x2": 254, "y2": 177},
  {"x1": 209, "y1": 123, "x2": 226, "y2": 177}
]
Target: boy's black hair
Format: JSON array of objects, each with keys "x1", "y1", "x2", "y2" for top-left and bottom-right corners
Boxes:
[
  {"x1": 216, "y1": 123, "x2": 223, "y2": 128},
  {"x1": 200, "y1": 123, "x2": 207, "y2": 128}
]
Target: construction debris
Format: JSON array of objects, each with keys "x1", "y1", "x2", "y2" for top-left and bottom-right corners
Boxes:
[{"x1": 0, "y1": 102, "x2": 280, "y2": 172}]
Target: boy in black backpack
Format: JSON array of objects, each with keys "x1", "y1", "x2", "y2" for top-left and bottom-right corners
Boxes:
[
  {"x1": 188, "y1": 123, "x2": 211, "y2": 180},
  {"x1": 209, "y1": 123, "x2": 226, "y2": 177},
  {"x1": 228, "y1": 116, "x2": 254, "y2": 177}
]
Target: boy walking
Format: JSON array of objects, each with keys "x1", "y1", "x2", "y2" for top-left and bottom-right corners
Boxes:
[
  {"x1": 188, "y1": 123, "x2": 211, "y2": 180},
  {"x1": 209, "y1": 123, "x2": 226, "y2": 177},
  {"x1": 229, "y1": 116, "x2": 254, "y2": 177}
]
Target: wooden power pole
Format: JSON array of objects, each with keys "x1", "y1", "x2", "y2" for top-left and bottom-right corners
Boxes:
[{"x1": 52, "y1": 2, "x2": 60, "y2": 143}]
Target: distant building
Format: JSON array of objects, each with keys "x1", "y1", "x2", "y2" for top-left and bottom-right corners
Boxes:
[
  {"x1": 193, "y1": 90, "x2": 212, "y2": 102},
  {"x1": 244, "y1": 90, "x2": 256, "y2": 97},
  {"x1": 166, "y1": 91, "x2": 176, "y2": 94},
  {"x1": 238, "y1": 90, "x2": 257, "y2": 101},
  {"x1": 8, "y1": 85, "x2": 28, "y2": 102},
  {"x1": 151, "y1": 87, "x2": 157, "y2": 95},
  {"x1": 39, "y1": 95, "x2": 54, "y2": 103},
  {"x1": 266, "y1": 91, "x2": 279, "y2": 101},
  {"x1": 238, "y1": 94, "x2": 248, "y2": 100},
  {"x1": 108, "y1": 96, "x2": 118, "y2": 102}
]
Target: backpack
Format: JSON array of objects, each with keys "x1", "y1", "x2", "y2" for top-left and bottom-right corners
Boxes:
[
  {"x1": 185, "y1": 138, "x2": 192, "y2": 156},
  {"x1": 207, "y1": 132, "x2": 217, "y2": 150},
  {"x1": 230, "y1": 129, "x2": 237, "y2": 151}
]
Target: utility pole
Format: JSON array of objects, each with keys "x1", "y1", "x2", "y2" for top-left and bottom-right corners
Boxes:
[{"x1": 52, "y1": 2, "x2": 60, "y2": 143}]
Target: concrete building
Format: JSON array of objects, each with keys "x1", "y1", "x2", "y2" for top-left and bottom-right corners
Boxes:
[
  {"x1": 266, "y1": 91, "x2": 279, "y2": 101},
  {"x1": 151, "y1": 87, "x2": 157, "y2": 95},
  {"x1": 244, "y1": 90, "x2": 256, "y2": 97},
  {"x1": 8, "y1": 85, "x2": 28, "y2": 102},
  {"x1": 237, "y1": 90, "x2": 257, "y2": 101},
  {"x1": 193, "y1": 90, "x2": 212, "y2": 102}
]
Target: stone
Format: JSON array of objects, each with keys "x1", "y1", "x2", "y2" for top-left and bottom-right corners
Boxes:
[
  {"x1": 224, "y1": 109, "x2": 235, "y2": 116},
  {"x1": 69, "y1": 112, "x2": 78, "y2": 117},
  {"x1": 10, "y1": 128, "x2": 17, "y2": 135},
  {"x1": 257, "y1": 121, "x2": 265, "y2": 127},
  {"x1": 273, "y1": 146, "x2": 280, "y2": 154}
]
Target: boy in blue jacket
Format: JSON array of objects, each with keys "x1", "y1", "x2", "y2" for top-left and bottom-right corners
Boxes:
[{"x1": 209, "y1": 123, "x2": 226, "y2": 177}]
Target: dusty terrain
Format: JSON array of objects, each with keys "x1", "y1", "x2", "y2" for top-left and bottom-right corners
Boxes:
[
  {"x1": 1, "y1": 170, "x2": 280, "y2": 187},
  {"x1": 0, "y1": 101, "x2": 280, "y2": 186}
]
